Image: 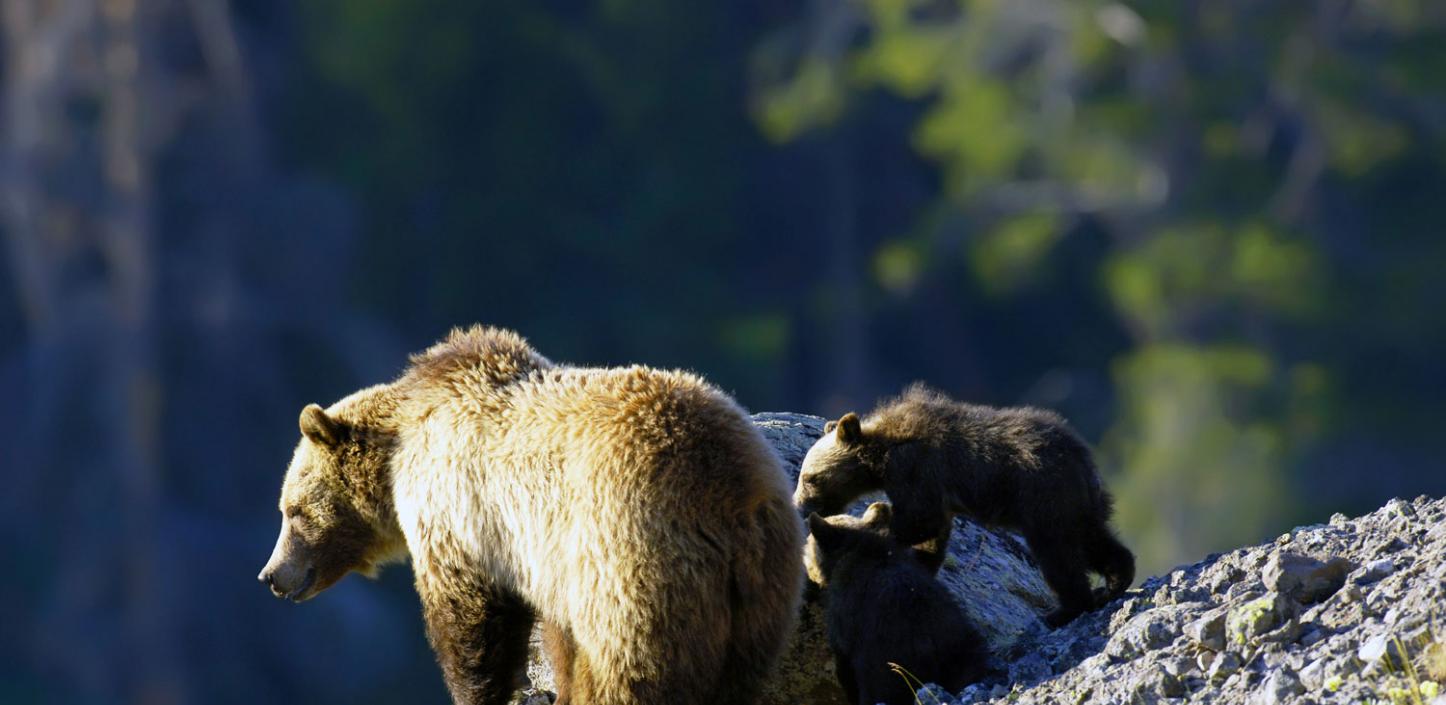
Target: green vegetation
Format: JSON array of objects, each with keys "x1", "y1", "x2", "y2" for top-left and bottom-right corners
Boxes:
[{"x1": 750, "y1": 0, "x2": 1446, "y2": 574}]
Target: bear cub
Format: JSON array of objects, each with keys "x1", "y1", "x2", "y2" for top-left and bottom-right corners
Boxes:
[
  {"x1": 795, "y1": 384, "x2": 1135, "y2": 627},
  {"x1": 806, "y1": 502, "x2": 987, "y2": 705}
]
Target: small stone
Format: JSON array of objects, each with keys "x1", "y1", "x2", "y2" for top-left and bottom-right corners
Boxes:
[
  {"x1": 1296, "y1": 625, "x2": 1324, "y2": 648},
  {"x1": 1298, "y1": 658, "x2": 1326, "y2": 689},
  {"x1": 1386, "y1": 497, "x2": 1415, "y2": 519},
  {"x1": 1206, "y1": 563, "x2": 1246, "y2": 595},
  {"x1": 1197, "y1": 650, "x2": 1217, "y2": 673},
  {"x1": 1187, "y1": 611, "x2": 1227, "y2": 651},
  {"x1": 1353, "y1": 632, "x2": 1388, "y2": 661},
  {"x1": 1250, "y1": 669, "x2": 1305, "y2": 705},
  {"x1": 1008, "y1": 651, "x2": 1051, "y2": 683},
  {"x1": 1107, "y1": 597, "x2": 1154, "y2": 632},
  {"x1": 916, "y1": 683, "x2": 954, "y2": 704},
  {"x1": 1357, "y1": 633, "x2": 1409, "y2": 670},
  {"x1": 1227, "y1": 594, "x2": 1292, "y2": 645},
  {"x1": 1263, "y1": 553, "x2": 1353, "y2": 604},
  {"x1": 1157, "y1": 670, "x2": 1186, "y2": 697},
  {"x1": 1106, "y1": 610, "x2": 1179, "y2": 659},
  {"x1": 1357, "y1": 559, "x2": 1395, "y2": 584},
  {"x1": 1161, "y1": 656, "x2": 1195, "y2": 678},
  {"x1": 1209, "y1": 651, "x2": 1242, "y2": 681}
]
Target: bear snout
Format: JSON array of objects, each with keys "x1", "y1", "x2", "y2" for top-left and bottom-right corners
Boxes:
[{"x1": 259, "y1": 564, "x2": 316, "y2": 601}]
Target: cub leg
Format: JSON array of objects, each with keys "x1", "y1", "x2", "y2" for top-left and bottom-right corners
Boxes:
[{"x1": 1023, "y1": 528, "x2": 1094, "y2": 628}]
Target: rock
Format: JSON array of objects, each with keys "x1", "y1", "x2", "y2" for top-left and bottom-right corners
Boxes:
[
  {"x1": 1156, "y1": 670, "x2": 1187, "y2": 698},
  {"x1": 1209, "y1": 651, "x2": 1242, "y2": 682},
  {"x1": 1262, "y1": 552, "x2": 1353, "y2": 604},
  {"x1": 1249, "y1": 669, "x2": 1304, "y2": 705},
  {"x1": 1186, "y1": 610, "x2": 1227, "y2": 651},
  {"x1": 1106, "y1": 608, "x2": 1181, "y2": 659},
  {"x1": 1356, "y1": 558, "x2": 1396, "y2": 584},
  {"x1": 1357, "y1": 633, "x2": 1411, "y2": 672},
  {"x1": 923, "y1": 494, "x2": 1446, "y2": 705},
  {"x1": 1226, "y1": 593, "x2": 1294, "y2": 646},
  {"x1": 916, "y1": 683, "x2": 955, "y2": 704}
]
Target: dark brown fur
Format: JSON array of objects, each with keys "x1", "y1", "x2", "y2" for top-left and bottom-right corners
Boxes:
[
  {"x1": 796, "y1": 384, "x2": 1135, "y2": 627},
  {"x1": 806, "y1": 503, "x2": 987, "y2": 705}
]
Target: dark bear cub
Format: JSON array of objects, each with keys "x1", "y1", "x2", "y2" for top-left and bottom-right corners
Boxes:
[
  {"x1": 795, "y1": 384, "x2": 1135, "y2": 627},
  {"x1": 806, "y1": 503, "x2": 987, "y2": 705}
]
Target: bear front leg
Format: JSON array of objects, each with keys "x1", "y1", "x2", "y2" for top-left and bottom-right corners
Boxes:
[
  {"x1": 833, "y1": 651, "x2": 861, "y2": 705},
  {"x1": 911, "y1": 519, "x2": 953, "y2": 574},
  {"x1": 1022, "y1": 528, "x2": 1094, "y2": 628},
  {"x1": 418, "y1": 576, "x2": 536, "y2": 705}
]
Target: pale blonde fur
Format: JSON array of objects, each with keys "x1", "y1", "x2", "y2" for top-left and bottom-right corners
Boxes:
[{"x1": 324, "y1": 325, "x2": 803, "y2": 705}]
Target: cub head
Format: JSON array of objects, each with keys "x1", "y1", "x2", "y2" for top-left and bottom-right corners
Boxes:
[
  {"x1": 802, "y1": 502, "x2": 893, "y2": 588},
  {"x1": 794, "y1": 412, "x2": 880, "y2": 517},
  {"x1": 258, "y1": 395, "x2": 405, "y2": 603}
]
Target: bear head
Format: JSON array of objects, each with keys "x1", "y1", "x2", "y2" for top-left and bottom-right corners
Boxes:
[
  {"x1": 795, "y1": 411, "x2": 944, "y2": 546},
  {"x1": 802, "y1": 501, "x2": 893, "y2": 588},
  {"x1": 259, "y1": 390, "x2": 406, "y2": 602}
]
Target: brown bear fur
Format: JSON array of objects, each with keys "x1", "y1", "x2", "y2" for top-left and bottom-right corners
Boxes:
[
  {"x1": 794, "y1": 384, "x2": 1135, "y2": 627},
  {"x1": 805, "y1": 503, "x2": 987, "y2": 705},
  {"x1": 259, "y1": 325, "x2": 804, "y2": 705}
]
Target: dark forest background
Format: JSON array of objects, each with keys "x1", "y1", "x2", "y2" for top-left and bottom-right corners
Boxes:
[{"x1": 2, "y1": 0, "x2": 1445, "y2": 702}]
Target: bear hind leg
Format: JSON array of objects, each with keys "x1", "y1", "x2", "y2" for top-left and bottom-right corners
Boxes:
[{"x1": 709, "y1": 501, "x2": 804, "y2": 705}]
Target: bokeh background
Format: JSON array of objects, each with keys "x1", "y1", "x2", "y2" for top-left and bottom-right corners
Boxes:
[{"x1": 3, "y1": 0, "x2": 1445, "y2": 702}]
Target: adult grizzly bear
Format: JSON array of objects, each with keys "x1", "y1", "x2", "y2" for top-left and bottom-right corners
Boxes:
[
  {"x1": 793, "y1": 384, "x2": 1134, "y2": 627},
  {"x1": 804, "y1": 503, "x2": 986, "y2": 705},
  {"x1": 257, "y1": 325, "x2": 804, "y2": 705}
]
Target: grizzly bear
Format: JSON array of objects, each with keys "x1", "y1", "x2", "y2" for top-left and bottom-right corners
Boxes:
[
  {"x1": 794, "y1": 384, "x2": 1134, "y2": 627},
  {"x1": 257, "y1": 325, "x2": 804, "y2": 705},
  {"x1": 805, "y1": 502, "x2": 987, "y2": 705}
]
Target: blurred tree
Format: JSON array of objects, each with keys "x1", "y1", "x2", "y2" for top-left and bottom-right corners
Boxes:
[{"x1": 752, "y1": 0, "x2": 1446, "y2": 573}]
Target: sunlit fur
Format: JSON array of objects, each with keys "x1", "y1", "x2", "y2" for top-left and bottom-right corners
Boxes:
[
  {"x1": 264, "y1": 325, "x2": 804, "y2": 705},
  {"x1": 792, "y1": 383, "x2": 1135, "y2": 627},
  {"x1": 264, "y1": 387, "x2": 409, "y2": 601},
  {"x1": 805, "y1": 502, "x2": 987, "y2": 705}
]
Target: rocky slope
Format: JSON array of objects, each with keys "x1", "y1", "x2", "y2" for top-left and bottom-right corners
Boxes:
[
  {"x1": 520, "y1": 413, "x2": 1446, "y2": 705},
  {"x1": 928, "y1": 494, "x2": 1446, "y2": 705}
]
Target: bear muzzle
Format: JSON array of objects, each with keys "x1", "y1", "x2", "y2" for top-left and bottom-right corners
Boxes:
[
  {"x1": 259, "y1": 565, "x2": 316, "y2": 602},
  {"x1": 259, "y1": 525, "x2": 319, "y2": 602}
]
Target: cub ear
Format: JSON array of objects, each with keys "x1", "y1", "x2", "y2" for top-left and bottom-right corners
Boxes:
[
  {"x1": 836, "y1": 412, "x2": 863, "y2": 444},
  {"x1": 806, "y1": 513, "x2": 839, "y2": 547},
  {"x1": 299, "y1": 403, "x2": 343, "y2": 447},
  {"x1": 861, "y1": 502, "x2": 893, "y2": 530},
  {"x1": 823, "y1": 419, "x2": 838, "y2": 434}
]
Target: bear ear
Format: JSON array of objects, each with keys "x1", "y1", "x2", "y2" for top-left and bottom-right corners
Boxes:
[
  {"x1": 836, "y1": 412, "x2": 863, "y2": 444},
  {"x1": 823, "y1": 419, "x2": 838, "y2": 434},
  {"x1": 806, "y1": 513, "x2": 839, "y2": 547},
  {"x1": 299, "y1": 403, "x2": 342, "y2": 447},
  {"x1": 861, "y1": 501, "x2": 893, "y2": 529}
]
